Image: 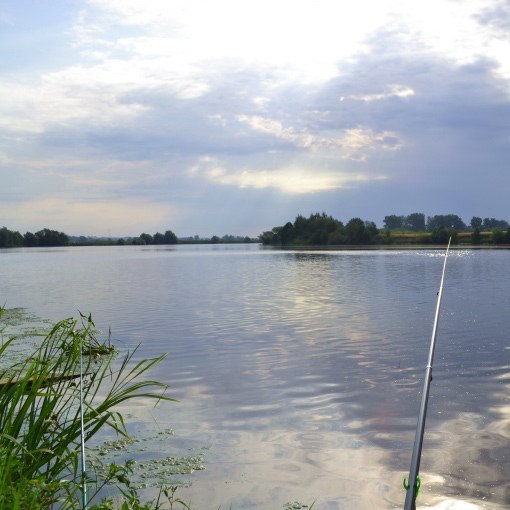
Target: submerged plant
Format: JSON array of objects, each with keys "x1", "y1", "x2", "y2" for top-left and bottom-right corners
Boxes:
[{"x1": 0, "y1": 312, "x2": 175, "y2": 509}]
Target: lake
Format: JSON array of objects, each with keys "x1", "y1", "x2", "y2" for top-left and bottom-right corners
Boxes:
[{"x1": 1, "y1": 244, "x2": 509, "y2": 509}]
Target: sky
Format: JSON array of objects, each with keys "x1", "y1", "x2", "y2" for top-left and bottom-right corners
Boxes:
[{"x1": 0, "y1": 0, "x2": 509, "y2": 237}]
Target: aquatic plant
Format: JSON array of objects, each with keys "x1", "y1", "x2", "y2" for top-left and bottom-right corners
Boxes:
[{"x1": 0, "y1": 310, "x2": 175, "y2": 509}]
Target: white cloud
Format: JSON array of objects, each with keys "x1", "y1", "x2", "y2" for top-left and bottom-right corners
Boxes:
[
  {"x1": 79, "y1": 0, "x2": 510, "y2": 85},
  {"x1": 237, "y1": 115, "x2": 402, "y2": 159},
  {"x1": 83, "y1": 0, "x2": 386, "y2": 83},
  {"x1": 190, "y1": 156, "x2": 386, "y2": 194},
  {"x1": 0, "y1": 72, "x2": 149, "y2": 135},
  {"x1": 348, "y1": 85, "x2": 415, "y2": 102}
]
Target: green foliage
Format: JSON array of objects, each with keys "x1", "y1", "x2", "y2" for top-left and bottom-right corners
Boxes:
[
  {"x1": 163, "y1": 230, "x2": 178, "y2": 245},
  {"x1": 0, "y1": 227, "x2": 24, "y2": 248},
  {"x1": 383, "y1": 213, "x2": 425, "y2": 231},
  {"x1": 406, "y1": 213, "x2": 426, "y2": 232},
  {"x1": 430, "y1": 226, "x2": 457, "y2": 244},
  {"x1": 345, "y1": 217, "x2": 365, "y2": 243},
  {"x1": 492, "y1": 228, "x2": 506, "y2": 244},
  {"x1": 283, "y1": 502, "x2": 315, "y2": 509},
  {"x1": 33, "y1": 228, "x2": 69, "y2": 247},
  {"x1": 470, "y1": 216, "x2": 483, "y2": 229},
  {"x1": 262, "y1": 212, "x2": 510, "y2": 247},
  {"x1": 483, "y1": 217, "x2": 508, "y2": 230},
  {"x1": 259, "y1": 213, "x2": 346, "y2": 246},
  {"x1": 0, "y1": 227, "x2": 68, "y2": 248},
  {"x1": 472, "y1": 227, "x2": 482, "y2": 244},
  {"x1": 383, "y1": 214, "x2": 404, "y2": 230},
  {"x1": 140, "y1": 233, "x2": 154, "y2": 245},
  {"x1": 260, "y1": 213, "x2": 378, "y2": 246},
  {"x1": 345, "y1": 218, "x2": 378, "y2": 244},
  {"x1": 0, "y1": 311, "x2": 175, "y2": 509},
  {"x1": 426, "y1": 214, "x2": 466, "y2": 231},
  {"x1": 137, "y1": 230, "x2": 178, "y2": 246},
  {"x1": 86, "y1": 463, "x2": 193, "y2": 510}
]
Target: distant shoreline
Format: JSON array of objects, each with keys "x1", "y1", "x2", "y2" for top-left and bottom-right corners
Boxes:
[{"x1": 265, "y1": 243, "x2": 510, "y2": 251}]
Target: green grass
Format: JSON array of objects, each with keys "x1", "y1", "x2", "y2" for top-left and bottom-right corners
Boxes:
[{"x1": 0, "y1": 308, "x2": 177, "y2": 509}]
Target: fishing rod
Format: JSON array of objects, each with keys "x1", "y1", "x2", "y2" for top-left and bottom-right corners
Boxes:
[
  {"x1": 403, "y1": 238, "x2": 451, "y2": 510},
  {"x1": 79, "y1": 335, "x2": 88, "y2": 509}
]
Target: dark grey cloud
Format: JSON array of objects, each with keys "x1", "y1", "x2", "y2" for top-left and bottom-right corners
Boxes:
[{"x1": 475, "y1": 0, "x2": 510, "y2": 34}]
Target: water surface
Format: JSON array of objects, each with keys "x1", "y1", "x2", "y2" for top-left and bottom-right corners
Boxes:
[{"x1": 1, "y1": 245, "x2": 509, "y2": 508}]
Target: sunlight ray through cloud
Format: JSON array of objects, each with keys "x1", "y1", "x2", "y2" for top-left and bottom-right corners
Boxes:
[{"x1": 190, "y1": 157, "x2": 387, "y2": 194}]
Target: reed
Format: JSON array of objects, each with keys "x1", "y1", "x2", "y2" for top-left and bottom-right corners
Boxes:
[{"x1": 0, "y1": 309, "x2": 176, "y2": 509}]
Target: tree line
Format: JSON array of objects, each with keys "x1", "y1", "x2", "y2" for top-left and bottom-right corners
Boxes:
[
  {"x1": 260, "y1": 213, "x2": 379, "y2": 246},
  {"x1": 0, "y1": 227, "x2": 69, "y2": 248},
  {"x1": 261, "y1": 212, "x2": 510, "y2": 246},
  {"x1": 126, "y1": 230, "x2": 178, "y2": 245},
  {"x1": 0, "y1": 226, "x2": 256, "y2": 248},
  {"x1": 118, "y1": 232, "x2": 255, "y2": 245},
  {"x1": 0, "y1": 226, "x2": 180, "y2": 248},
  {"x1": 383, "y1": 213, "x2": 509, "y2": 231}
]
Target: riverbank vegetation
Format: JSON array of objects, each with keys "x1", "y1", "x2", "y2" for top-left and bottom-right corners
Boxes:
[
  {"x1": 2, "y1": 211, "x2": 510, "y2": 249},
  {"x1": 0, "y1": 308, "x2": 180, "y2": 509},
  {"x1": 0, "y1": 227, "x2": 69, "y2": 248},
  {"x1": 0, "y1": 226, "x2": 257, "y2": 248},
  {"x1": 260, "y1": 212, "x2": 510, "y2": 247}
]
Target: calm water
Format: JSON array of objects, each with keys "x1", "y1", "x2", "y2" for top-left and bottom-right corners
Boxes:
[{"x1": 1, "y1": 244, "x2": 509, "y2": 509}]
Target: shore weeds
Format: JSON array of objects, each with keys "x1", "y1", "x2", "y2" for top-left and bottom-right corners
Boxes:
[{"x1": 0, "y1": 307, "x2": 181, "y2": 509}]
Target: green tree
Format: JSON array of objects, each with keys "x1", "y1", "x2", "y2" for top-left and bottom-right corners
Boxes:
[
  {"x1": 365, "y1": 221, "x2": 379, "y2": 241},
  {"x1": 23, "y1": 232, "x2": 38, "y2": 247},
  {"x1": 344, "y1": 218, "x2": 378, "y2": 244},
  {"x1": 470, "y1": 216, "x2": 483, "y2": 229},
  {"x1": 294, "y1": 212, "x2": 344, "y2": 245},
  {"x1": 383, "y1": 215, "x2": 405, "y2": 230},
  {"x1": 139, "y1": 233, "x2": 153, "y2": 245},
  {"x1": 163, "y1": 230, "x2": 178, "y2": 244},
  {"x1": 405, "y1": 213, "x2": 426, "y2": 231},
  {"x1": 280, "y1": 222, "x2": 295, "y2": 246},
  {"x1": 34, "y1": 228, "x2": 69, "y2": 247},
  {"x1": 260, "y1": 230, "x2": 278, "y2": 245},
  {"x1": 328, "y1": 229, "x2": 347, "y2": 245},
  {"x1": 427, "y1": 215, "x2": 466, "y2": 231},
  {"x1": 0, "y1": 227, "x2": 23, "y2": 248},
  {"x1": 153, "y1": 232, "x2": 165, "y2": 244},
  {"x1": 483, "y1": 218, "x2": 509, "y2": 230},
  {"x1": 345, "y1": 218, "x2": 366, "y2": 244}
]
